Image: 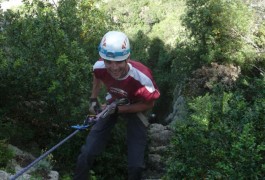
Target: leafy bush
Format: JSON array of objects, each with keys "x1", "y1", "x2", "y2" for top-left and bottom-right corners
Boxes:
[
  {"x1": 0, "y1": 0, "x2": 111, "y2": 175},
  {"x1": 182, "y1": 0, "x2": 254, "y2": 64},
  {"x1": 165, "y1": 78, "x2": 265, "y2": 179},
  {"x1": 0, "y1": 140, "x2": 14, "y2": 168}
]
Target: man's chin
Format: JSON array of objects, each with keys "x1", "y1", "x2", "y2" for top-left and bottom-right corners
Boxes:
[{"x1": 111, "y1": 73, "x2": 121, "y2": 79}]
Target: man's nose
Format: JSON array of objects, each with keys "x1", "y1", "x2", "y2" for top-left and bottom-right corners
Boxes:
[{"x1": 111, "y1": 62, "x2": 118, "y2": 69}]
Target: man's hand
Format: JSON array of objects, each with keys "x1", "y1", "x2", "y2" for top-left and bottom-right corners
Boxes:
[
  {"x1": 101, "y1": 101, "x2": 119, "y2": 118},
  {"x1": 95, "y1": 98, "x2": 129, "y2": 118},
  {"x1": 89, "y1": 98, "x2": 101, "y2": 114}
]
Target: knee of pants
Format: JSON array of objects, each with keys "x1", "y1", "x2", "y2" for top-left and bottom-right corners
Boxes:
[
  {"x1": 80, "y1": 128, "x2": 114, "y2": 156},
  {"x1": 128, "y1": 166, "x2": 143, "y2": 180},
  {"x1": 126, "y1": 114, "x2": 147, "y2": 168},
  {"x1": 77, "y1": 151, "x2": 94, "y2": 163},
  {"x1": 80, "y1": 142, "x2": 103, "y2": 157}
]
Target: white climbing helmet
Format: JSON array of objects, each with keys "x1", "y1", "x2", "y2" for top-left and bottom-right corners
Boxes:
[{"x1": 98, "y1": 31, "x2": 130, "y2": 61}]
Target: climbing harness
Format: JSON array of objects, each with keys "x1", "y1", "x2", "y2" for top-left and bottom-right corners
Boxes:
[{"x1": 9, "y1": 99, "x2": 123, "y2": 180}]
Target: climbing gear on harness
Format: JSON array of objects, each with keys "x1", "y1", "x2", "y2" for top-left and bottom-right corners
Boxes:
[{"x1": 71, "y1": 115, "x2": 97, "y2": 130}]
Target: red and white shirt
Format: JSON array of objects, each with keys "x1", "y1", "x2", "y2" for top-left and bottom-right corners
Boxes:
[{"x1": 93, "y1": 60, "x2": 160, "y2": 103}]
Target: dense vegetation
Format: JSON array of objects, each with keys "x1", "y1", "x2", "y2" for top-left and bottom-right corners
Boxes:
[{"x1": 0, "y1": 0, "x2": 264, "y2": 179}]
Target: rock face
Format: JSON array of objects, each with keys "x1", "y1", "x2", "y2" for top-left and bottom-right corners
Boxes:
[
  {"x1": 165, "y1": 95, "x2": 187, "y2": 125},
  {"x1": 0, "y1": 145, "x2": 59, "y2": 180},
  {"x1": 0, "y1": 170, "x2": 9, "y2": 180},
  {"x1": 143, "y1": 123, "x2": 173, "y2": 179}
]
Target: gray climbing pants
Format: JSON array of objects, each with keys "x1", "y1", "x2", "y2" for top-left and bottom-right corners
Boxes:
[{"x1": 73, "y1": 113, "x2": 147, "y2": 180}]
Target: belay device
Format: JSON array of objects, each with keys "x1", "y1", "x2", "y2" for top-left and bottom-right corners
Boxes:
[{"x1": 9, "y1": 99, "x2": 127, "y2": 180}]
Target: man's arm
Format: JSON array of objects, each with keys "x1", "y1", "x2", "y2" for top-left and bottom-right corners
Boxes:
[
  {"x1": 117, "y1": 100, "x2": 154, "y2": 114},
  {"x1": 90, "y1": 74, "x2": 102, "y2": 98}
]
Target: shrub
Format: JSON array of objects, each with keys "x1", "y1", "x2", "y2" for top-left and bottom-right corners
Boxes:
[
  {"x1": 182, "y1": 0, "x2": 254, "y2": 64},
  {"x1": 0, "y1": 140, "x2": 14, "y2": 168},
  {"x1": 165, "y1": 79, "x2": 265, "y2": 178}
]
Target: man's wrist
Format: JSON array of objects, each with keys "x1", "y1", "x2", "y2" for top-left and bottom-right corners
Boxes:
[
  {"x1": 115, "y1": 106, "x2": 119, "y2": 114},
  {"x1": 90, "y1": 97, "x2": 98, "y2": 102}
]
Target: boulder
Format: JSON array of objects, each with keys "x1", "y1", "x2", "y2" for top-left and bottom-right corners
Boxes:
[{"x1": 0, "y1": 145, "x2": 59, "y2": 180}]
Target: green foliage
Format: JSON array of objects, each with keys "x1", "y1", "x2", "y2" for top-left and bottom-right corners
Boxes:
[
  {"x1": 255, "y1": 22, "x2": 265, "y2": 48},
  {"x1": 165, "y1": 78, "x2": 265, "y2": 179},
  {"x1": 165, "y1": 4, "x2": 265, "y2": 177},
  {"x1": 183, "y1": 0, "x2": 254, "y2": 64},
  {"x1": 249, "y1": 21, "x2": 265, "y2": 76},
  {"x1": 171, "y1": 40, "x2": 202, "y2": 80},
  {"x1": 0, "y1": 0, "x2": 111, "y2": 175},
  {"x1": 101, "y1": 0, "x2": 187, "y2": 51},
  {"x1": 57, "y1": 0, "x2": 82, "y2": 42},
  {"x1": 1, "y1": 0, "x2": 265, "y2": 179},
  {"x1": 32, "y1": 152, "x2": 55, "y2": 178},
  {"x1": 0, "y1": 140, "x2": 14, "y2": 168}
]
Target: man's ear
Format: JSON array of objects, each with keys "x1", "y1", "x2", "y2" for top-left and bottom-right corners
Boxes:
[{"x1": 125, "y1": 56, "x2": 130, "y2": 62}]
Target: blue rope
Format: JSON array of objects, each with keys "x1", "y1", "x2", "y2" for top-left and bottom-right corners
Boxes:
[{"x1": 9, "y1": 124, "x2": 90, "y2": 180}]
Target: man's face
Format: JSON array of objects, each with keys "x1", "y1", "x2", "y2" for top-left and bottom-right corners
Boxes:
[{"x1": 104, "y1": 59, "x2": 129, "y2": 79}]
